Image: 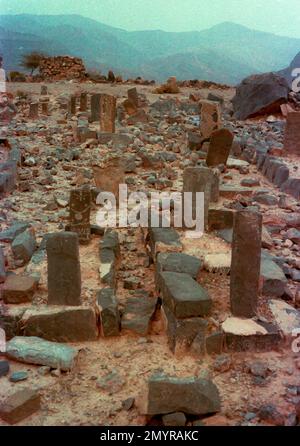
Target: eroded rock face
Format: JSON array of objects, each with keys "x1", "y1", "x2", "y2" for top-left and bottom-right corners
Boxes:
[
  {"x1": 144, "y1": 374, "x2": 221, "y2": 416},
  {"x1": 232, "y1": 73, "x2": 289, "y2": 120}
]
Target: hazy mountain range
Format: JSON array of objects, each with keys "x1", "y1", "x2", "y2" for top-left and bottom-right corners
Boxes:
[{"x1": 0, "y1": 14, "x2": 299, "y2": 84}]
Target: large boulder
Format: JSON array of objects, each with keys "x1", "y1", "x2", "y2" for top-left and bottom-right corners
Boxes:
[
  {"x1": 232, "y1": 73, "x2": 290, "y2": 120},
  {"x1": 278, "y1": 51, "x2": 300, "y2": 88},
  {"x1": 143, "y1": 374, "x2": 221, "y2": 416}
]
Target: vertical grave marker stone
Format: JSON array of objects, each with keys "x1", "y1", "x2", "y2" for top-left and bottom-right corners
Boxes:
[
  {"x1": 69, "y1": 186, "x2": 91, "y2": 244},
  {"x1": 230, "y1": 210, "x2": 262, "y2": 318},
  {"x1": 46, "y1": 232, "x2": 81, "y2": 306}
]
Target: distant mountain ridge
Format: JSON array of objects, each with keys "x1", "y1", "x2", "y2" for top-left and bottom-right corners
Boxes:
[{"x1": 0, "y1": 14, "x2": 300, "y2": 84}]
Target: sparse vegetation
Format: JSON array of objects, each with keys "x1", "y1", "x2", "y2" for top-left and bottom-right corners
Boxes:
[
  {"x1": 9, "y1": 71, "x2": 26, "y2": 82},
  {"x1": 20, "y1": 52, "x2": 45, "y2": 75}
]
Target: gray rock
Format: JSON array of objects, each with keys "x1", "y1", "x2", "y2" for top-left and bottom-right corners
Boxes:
[
  {"x1": 0, "y1": 246, "x2": 6, "y2": 283},
  {"x1": 148, "y1": 227, "x2": 182, "y2": 259},
  {"x1": 232, "y1": 73, "x2": 289, "y2": 120},
  {"x1": 281, "y1": 178, "x2": 300, "y2": 200},
  {"x1": 162, "y1": 412, "x2": 187, "y2": 426},
  {"x1": 163, "y1": 305, "x2": 207, "y2": 354},
  {"x1": 261, "y1": 254, "x2": 287, "y2": 297},
  {"x1": 158, "y1": 271, "x2": 212, "y2": 318},
  {"x1": 145, "y1": 374, "x2": 221, "y2": 416},
  {"x1": 6, "y1": 337, "x2": 78, "y2": 371},
  {"x1": 97, "y1": 288, "x2": 120, "y2": 337},
  {"x1": 0, "y1": 360, "x2": 9, "y2": 377},
  {"x1": 0, "y1": 222, "x2": 30, "y2": 243},
  {"x1": 122, "y1": 290, "x2": 157, "y2": 336},
  {"x1": 46, "y1": 232, "x2": 81, "y2": 306},
  {"x1": 9, "y1": 371, "x2": 28, "y2": 383},
  {"x1": 286, "y1": 228, "x2": 300, "y2": 244},
  {"x1": 156, "y1": 252, "x2": 201, "y2": 279},
  {"x1": 254, "y1": 193, "x2": 278, "y2": 206},
  {"x1": 12, "y1": 229, "x2": 37, "y2": 265},
  {"x1": 20, "y1": 306, "x2": 98, "y2": 342}
]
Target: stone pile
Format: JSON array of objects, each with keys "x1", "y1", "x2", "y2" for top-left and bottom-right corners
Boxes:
[{"x1": 39, "y1": 56, "x2": 86, "y2": 81}]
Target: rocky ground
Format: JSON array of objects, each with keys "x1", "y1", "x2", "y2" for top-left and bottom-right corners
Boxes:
[{"x1": 0, "y1": 79, "x2": 300, "y2": 426}]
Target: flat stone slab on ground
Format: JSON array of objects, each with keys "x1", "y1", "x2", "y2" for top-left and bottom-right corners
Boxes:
[
  {"x1": 158, "y1": 271, "x2": 212, "y2": 318},
  {"x1": 20, "y1": 306, "x2": 98, "y2": 342},
  {"x1": 219, "y1": 184, "x2": 254, "y2": 198},
  {"x1": 143, "y1": 373, "x2": 221, "y2": 416},
  {"x1": 6, "y1": 336, "x2": 78, "y2": 371},
  {"x1": 0, "y1": 388, "x2": 40, "y2": 425},
  {"x1": 156, "y1": 252, "x2": 201, "y2": 279},
  {"x1": 203, "y1": 253, "x2": 231, "y2": 274},
  {"x1": 222, "y1": 317, "x2": 282, "y2": 352},
  {"x1": 148, "y1": 228, "x2": 182, "y2": 259},
  {"x1": 226, "y1": 158, "x2": 249, "y2": 169}
]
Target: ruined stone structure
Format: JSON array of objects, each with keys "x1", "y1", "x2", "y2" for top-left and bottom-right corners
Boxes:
[{"x1": 39, "y1": 56, "x2": 86, "y2": 81}]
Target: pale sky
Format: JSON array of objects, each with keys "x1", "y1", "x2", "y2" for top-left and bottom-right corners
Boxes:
[{"x1": 1, "y1": 0, "x2": 300, "y2": 37}]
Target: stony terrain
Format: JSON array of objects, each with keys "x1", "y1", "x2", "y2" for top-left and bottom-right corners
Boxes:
[{"x1": 0, "y1": 77, "x2": 300, "y2": 427}]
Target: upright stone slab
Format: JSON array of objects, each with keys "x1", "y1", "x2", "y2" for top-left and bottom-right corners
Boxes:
[
  {"x1": 46, "y1": 232, "x2": 81, "y2": 306},
  {"x1": 41, "y1": 102, "x2": 48, "y2": 115},
  {"x1": 40, "y1": 85, "x2": 48, "y2": 95},
  {"x1": 29, "y1": 103, "x2": 39, "y2": 119},
  {"x1": 183, "y1": 167, "x2": 212, "y2": 230},
  {"x1": 206, "y1": 128, "x2": 234, "y2": 167},
  {"x1": 230, "y1": 210, "x2": 262, "y2": 318},
  {"x1": 200, "y1": 100, "x2": 221, "y2": 140},
  {"x1": 69, "y1": 186, "x2": 91, "y2": 244},
  {"x1": 90, "y1": 93, "x2": 100, "y2": 122},
  {"x1": 80, "y1": 93, "x2": 88, "y2": 112},
  {"x1": 283, "y1": 112, "x2": 300, "y2": 155},
  {"x1": 210, "y1": 169, "x2": 220, "y2": 202},
  {"x1": 128, "y1": 87, "x2": 139, "y2": 108},
  {"x1": 100, "y1": 94, "x2": 116, "y2": 133},
  {"x1": 69, "y1": 95, "x2": 77, "y2": 115}
]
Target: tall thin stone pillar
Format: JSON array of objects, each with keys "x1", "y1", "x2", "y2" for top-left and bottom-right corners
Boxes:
[
  {"x1": 46, "y1": 232, "x2": 81, "y2": 306},
  {"x1": 100, "y1": 94, "x2": 116, "y2": 133},
  {"x1": 230, "y1": 210, "x2": 262, "y2": 318},
  {"x1": 69, "y1": 186, "x2": 91, "y2": 244},
  {"x1": 29, "y1": 103, "x2": 39, "y2": 119},
  {"x1": 69, "y1": 96, "x2": 77, "y2": 115},
  {"x1": 183, "y1": 167, "x2": 212, "y2": 231},
  {"x1": 80, "y1": 93, "x2": 88, "y2": 112},
  {"x1": 90, "y1": 94, "x2": 100, "y2": 122}
]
